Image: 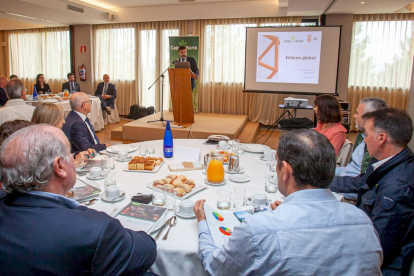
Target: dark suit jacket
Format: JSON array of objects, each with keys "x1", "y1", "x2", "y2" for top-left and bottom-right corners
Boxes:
[
  {"x1": 95, "y1": 82, "x2": 117, "y2": 109},
  {"x1": 0, "y1": 87, "x2": 7, "y2": 106},
  {"x1": 187, "y1": 56, "x2": 199, "y2": 90},
  {"x1": 0, "y1": 192, "x2": 157, "y2": 275},
  {"x1": 62, "y1": 82, "x2": 81, "y2": 93},
  {"x1": 62, "y1": 110, "x2": 106, "y2": 153},
  {"x1": 35, "y1": 83, "x2": 51, "y2": 94}
]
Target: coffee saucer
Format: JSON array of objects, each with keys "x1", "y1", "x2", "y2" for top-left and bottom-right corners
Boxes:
[
  {"x1": 229, "y1": 174, "x2": 250, "y2": 183},
  {"x1": 216, "y1": 145, "x2": 231, "y2": 151},
  {"x1": 225, "y1": 167, "x2": 245, "y2": 174},
  {"x1": 86, "y1": 173, "x2": 105, "y2": 180},
  {"x1": 174, "y1": 207, "x2": 196, "y2": 219},
  {"x1": 204, "y1": 178, "x2": 226, "y2": 186},
  {"x1": 101, "y1": 190, "x2": 126, "y2": 202},
  {"x1": 116, "y1": 156, "x2": 132, "y2": 162}
]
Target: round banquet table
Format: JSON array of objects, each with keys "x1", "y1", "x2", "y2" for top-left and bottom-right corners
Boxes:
[
  {"x1": 26, "y1": 96, "x2": 105, "y2": 131},
  {"x1": 76, "y1": 139, "x2": 286, "y2": 276}
]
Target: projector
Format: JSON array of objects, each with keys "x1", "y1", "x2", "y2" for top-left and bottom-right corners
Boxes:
[{"x1": 284, "y1": 97, "x2": 308, "y2": 108}]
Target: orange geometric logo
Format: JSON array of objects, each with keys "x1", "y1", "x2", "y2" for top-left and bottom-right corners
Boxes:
[{"x1": 258, "y1": 35, "x2": 280, "y2": 79}]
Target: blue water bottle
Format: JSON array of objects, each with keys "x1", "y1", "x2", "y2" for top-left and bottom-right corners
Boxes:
[
  {"x1": 33, "y1": 85, "x2": 37, "y2": 101},
  {"x1": 163, "y1": 121, "x2": 173, "y2": 158}
]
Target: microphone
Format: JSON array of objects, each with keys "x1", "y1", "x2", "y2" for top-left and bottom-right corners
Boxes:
[{"x1": 172, "y1": 59, "x2": 179, "y2": 65}]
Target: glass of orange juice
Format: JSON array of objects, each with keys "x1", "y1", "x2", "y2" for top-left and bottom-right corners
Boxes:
[
  {"x1": 63, "y1": 89, "x2": 69, "y2": 97},
  {"x1": 206, "y1": 153, "x2": 225, "y2": 183}
]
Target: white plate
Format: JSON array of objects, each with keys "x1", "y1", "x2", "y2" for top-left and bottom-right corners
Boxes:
[
  {"x1": 174, "y1": 207, "x2": 196, "y2": 219},
  {"x1": 146, "y1": 182, "x2": 207, "y2": 200},
  {"x1": 116, "y1": 156, "x2": 132, "y2": 162},
  {"x1": 106, "y1": 145, "x2": 138, "y2": 154},
  {"x1": 229, "y1": 174, "x2": 251, "y2": 183},
  {"x1": 241, "y1": 144, "x2": 270, "y2": 153},
  {"x1": 123, "y1": 161, "x2": 165, "y2": 173},
  {"x1": 101, "y1": 191, "x2": 126, "y2": 202},
  {"x1": 225, "y1": 167, "x2": 245, "y2": 174},
  {"x1": 86, "y1": 173, "x2": 105, "y2": 180},
  {"x1": 204, "y1": 178, "x2": 226, "y2": 186}
]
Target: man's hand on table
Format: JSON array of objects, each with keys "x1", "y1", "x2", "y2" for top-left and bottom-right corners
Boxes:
[
  {"x1": 102, "y1": 95, "x2": 111, "y2": 99},
  {"x1": 194, "y1": 199, "x2": 207, "y2": 222},
  {"x1": 270, "y1": 201, "x2": 282, "y2": 210}
]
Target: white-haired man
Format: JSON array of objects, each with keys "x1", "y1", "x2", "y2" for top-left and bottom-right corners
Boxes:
[
  {"x1": 0, "y1": 125, "x2": 157, "y2": 275},
  {"x1": 0, "y1": 79, "x2": 35, "y2": 125}
]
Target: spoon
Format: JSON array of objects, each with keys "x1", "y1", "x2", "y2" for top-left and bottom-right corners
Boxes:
[
  {"x1": 162, "y1": 216, "x2": 177, "y2": 240},
  {"x1": 83, "y1": 198, "x2": 99, "y2": 206}
]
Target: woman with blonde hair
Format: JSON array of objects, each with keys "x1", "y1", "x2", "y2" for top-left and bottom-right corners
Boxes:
[{"x1": 31, "y1": 103, "x2": 96, "y2": 166}]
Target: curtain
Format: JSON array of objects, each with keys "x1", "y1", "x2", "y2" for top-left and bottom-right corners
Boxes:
[
  {"x1": 8, "y1": 27, "x2": 70, "y2": 93},
  {"x1": 94, "y1": 23, "x2": 136, "y2": 115},
  {"x1": 191, "y1": 17, "x2": 302, "y2": 124},
  {"x1": 0, "y1": 31, "x2": 10, "y2": 78},
  {"x1": 348, "y1": 14, "x2": 414, "y2": 130}
]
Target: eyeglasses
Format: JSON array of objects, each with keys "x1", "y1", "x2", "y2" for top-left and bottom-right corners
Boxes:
[{"x1": 82, "y1": 100, "x2": 92, "y2": 105}]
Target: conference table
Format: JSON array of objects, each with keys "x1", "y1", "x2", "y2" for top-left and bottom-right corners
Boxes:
[
  {"x1": 75, "y1": 139, "x2": 338, "y2": 276},
  {"x1": 26, "y1": 95, "x2": 105, "y2": 131}
]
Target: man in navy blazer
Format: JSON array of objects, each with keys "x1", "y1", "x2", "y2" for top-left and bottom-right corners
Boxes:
[
  {"x1": 95, "y1": 74, "x2": 116, "y2": 115},
  {"x1": 178, "y1": 46, "x2": 199, "y2": 91},
  {"x1": 0, "y1": 125, "x2": 157, "y2": 275},
  {"x1": 62, "y1": 72, "x2": 81, "y2": 93},
  {"x1": 62, "y1": 92, "x2": 109, "y2": 153},
  {"x1": 0, "y1": 77, "x2": 8, "y2": 106}
]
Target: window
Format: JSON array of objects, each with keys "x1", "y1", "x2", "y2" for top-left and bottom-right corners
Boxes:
[{"x1": 9, "y1": 28, "x2": 70, "y2": 80}]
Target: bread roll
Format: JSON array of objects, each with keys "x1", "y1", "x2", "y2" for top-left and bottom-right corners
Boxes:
[
  {"x1": 178, "y1": 175, "x2": 187, "y2": 182},
  {"x1": 163, "y1": 178, "x2": 172, "y2": 184},
  {"x1": 172, "y1": 179, "x2": 183, "y2": 186},
  {"x1": 176, "y1": 183, "x2": 192, "y2": 193},
  {"x1": 186, "y1": 179, "x2": 195, "y2": 188},
  {"x1": 163, "y1": 184, "x2": 175, "y2": 190},
  {"x1": 155, "y1": 160, "x2": 161, "y2": 165},
  {"x1": 167, "y1": 174, "x2": 177, "y2": 180},
  {"x1": 174, "y1": 187, "x2": 186, "y2": 197}
]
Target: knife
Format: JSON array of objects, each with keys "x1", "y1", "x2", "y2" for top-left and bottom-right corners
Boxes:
[{"x1": 154, "y1": 217, "x2": 172, "y2": 240}]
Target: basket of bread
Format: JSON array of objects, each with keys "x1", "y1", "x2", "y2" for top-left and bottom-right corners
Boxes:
[
  {"x1": 124, "y1": 156, "x2": 164, "y2": 173},
  {"x1": 147, "y1": 174, "x2": 207, "y2": 199}
]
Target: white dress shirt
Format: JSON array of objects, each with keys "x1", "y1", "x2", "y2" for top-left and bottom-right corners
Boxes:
[{"x1": 0, "y1": 99, "x2": 36, "y2": 126}]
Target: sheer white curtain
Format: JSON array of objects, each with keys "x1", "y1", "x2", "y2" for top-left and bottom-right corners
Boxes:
[
  {"x1": 94, "y1": 24, "x2": 136, "y2": 115},
  {"x1": 8, "y1": 27, "x2": 70, "y2": 93},
  {"x1": 348, "y1": 14, "x2": 414, "y2": 130},
  {"x1": 161, "y1": 29, "x2": 179, "y2": 110},
  {"x1": 138, "y1": 29, "x2": 157, "y2": 108}
]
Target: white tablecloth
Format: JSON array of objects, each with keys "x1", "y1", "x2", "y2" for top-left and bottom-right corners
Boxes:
[
  {"x1": 26, "y1": 96, "x2": 104, "y2": 131},
  {"x1": 78, "y1": 139, "x2": 285, "y2": 276}
]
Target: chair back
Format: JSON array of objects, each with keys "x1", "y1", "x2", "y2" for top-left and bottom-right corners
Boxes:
[{"x1": 336, "y1": 139, "x2": 353, "y2": 167}]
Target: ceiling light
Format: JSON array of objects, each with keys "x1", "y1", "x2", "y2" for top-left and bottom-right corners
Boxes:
[
  {"x1": 361, "y1": 2, "x2": 365, "y2": 4},
  {"x1": 0, "y1": 11, "x2": 62, "y2": 24}
]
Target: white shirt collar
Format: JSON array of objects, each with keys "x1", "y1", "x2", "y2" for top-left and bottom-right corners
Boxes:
[
  {"x1": 372, "y1": 155, "x2": 394, "y2": 171},
  {"x1": 74, "y1": 110, "x2": 86, "y2": 121}
]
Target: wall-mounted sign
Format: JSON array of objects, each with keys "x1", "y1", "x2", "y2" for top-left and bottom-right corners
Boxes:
[{"x1": 80, "y1": 46, "x2": 86, "y2": 53}]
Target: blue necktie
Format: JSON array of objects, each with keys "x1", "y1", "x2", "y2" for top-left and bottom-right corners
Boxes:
[{"x1": 85, "y1": 118, "x2": 100, "y2": 144}]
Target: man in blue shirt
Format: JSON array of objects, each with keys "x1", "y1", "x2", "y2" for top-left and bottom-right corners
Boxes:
[
  {"x1": 0, "y1": 125, "x2": 156, "y2": 275},
  {"x1": 194, "y1": 129, "x2": 383, "y2": 276}
]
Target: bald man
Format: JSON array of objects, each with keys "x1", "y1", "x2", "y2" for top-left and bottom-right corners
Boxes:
[
  {"x1": 0, "y1": 77, "x2": 8, "y2": 106},
  {"x1": 62, "y1": 92, "x2": 109, "y2": 153},
  {"x1": 95, "y1": 74, "x2": 117, "y2": 115}
]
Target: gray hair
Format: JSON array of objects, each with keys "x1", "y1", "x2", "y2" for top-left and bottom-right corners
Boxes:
[
  {"x1": 0, "y1": 125, "x2": 71, "y2": 193},
  {"x1": 69, "y1": 92, "x2": 85, "y2": 109},
  {"x1": 360, "y1": 98, "x2": 388, "y2": 113},
  {"x1": 5, "y1": 79, "x2": 24, "y2": 99}
]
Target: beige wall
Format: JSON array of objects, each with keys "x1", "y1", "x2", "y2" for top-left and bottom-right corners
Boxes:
[{"x1": 73, "y1": 25, "x2": 94, "y2": 95}]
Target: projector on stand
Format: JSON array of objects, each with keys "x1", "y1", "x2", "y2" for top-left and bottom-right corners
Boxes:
[{"x1": 284, "y1": 97, "x2": 308, "y2": 108}]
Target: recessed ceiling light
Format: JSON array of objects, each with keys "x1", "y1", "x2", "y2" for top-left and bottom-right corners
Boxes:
[{"x1": 361, "y1": 2, "x2": 365, "y2": 4}]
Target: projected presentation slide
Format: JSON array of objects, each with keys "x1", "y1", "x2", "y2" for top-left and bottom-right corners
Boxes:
[{"x1": 256, "y1": 31, "x2": 322, "y2": 84}]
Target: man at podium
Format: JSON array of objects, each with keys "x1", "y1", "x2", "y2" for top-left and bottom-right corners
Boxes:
[{"x1": 178, "y1": 46, "x2": 199, "y2": 91}]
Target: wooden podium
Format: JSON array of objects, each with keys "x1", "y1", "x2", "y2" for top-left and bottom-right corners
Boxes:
[{"x1": 168, "y1": 68, "x2": 195, "y2": 126}]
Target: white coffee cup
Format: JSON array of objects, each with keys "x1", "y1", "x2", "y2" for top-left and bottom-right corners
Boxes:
[
  {"x1": 89, "y1": 167, "x2": 102, "y2": 178},
  {"x1": 179, "y1": 199, "x2": 195, "y2": 215},
  {"x1": 246, "y1": 193, "x2": 268, "y2": 207},
  {"x1": 105, "y1": 185, "x2": 120, "y2": 200},
  {"x1": 218, "y1": 140, "x2": 227, "y2": 149},
  {"x1": 118, "y1": 150, "x2": 128, "y2": 160}
]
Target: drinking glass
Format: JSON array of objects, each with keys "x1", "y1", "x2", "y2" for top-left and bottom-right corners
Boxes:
[
  {"x1": 266, "y1": 153, "x2": 276, "y2": 172},
  {"x1": 139, "y1": 143, "x2": 147, "y2": 157},
  {"x1": 164, "y1": 189, "x2": 176, "y2": 210},
  {"x1": 152, "y1": 187, "x2": 165, "y2": 206},
  {"x1": 233, "y1": 188, "x2": 246, "y2": 208},
  {"x1": 207, "y1": 153, "x2": 225, "y2": 183},
  {"x1": 101, "y1": 156, "x2": 110, "y2": 176},
  {"x1": 104, "y1": 171, "x2": 120, "y2": 199},
  {"x1": 265, "y1": 175, "x2": 278, "y2": 193},
  {"x1": 147, "y1": 142, "x2": 155, "y2": 154},
  {"x1": 217, "y1": 189, "x2": 232, "y2": 210},
  {"x1": 108, "y1": 155, "x2": 116, "y2": 170}
]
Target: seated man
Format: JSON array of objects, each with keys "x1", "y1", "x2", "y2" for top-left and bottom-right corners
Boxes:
[
  {"x1": 62, "y1": 92, "x2": 109, "y2": 152},
  {"x1": 336, "y1": 97, "x2": 388, "y2": 177},
  {"x1": 0, "y1": 79, "x2": 35, "y2": 125},
  {"x1": 330, "y1": 107, "x2": 414, "y2": 275},
  {"x1": 194, "y1": 129, "x2": 383, "y2": 275},
  {"x1": 0, "y1": 77, "x2": 8, "y2": 106},
  {"x1": 62, "y1": 73, "x2": 81, "y2": 94},
  {"x1": 95, "y1": 74, "x2": 116, "y2": 115},
  {"x1": 0, "y1": 125, "x2": 157, "y2": 275}
]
